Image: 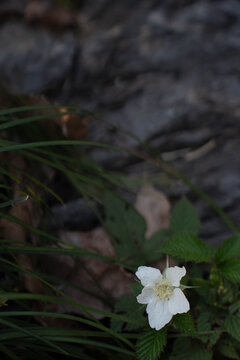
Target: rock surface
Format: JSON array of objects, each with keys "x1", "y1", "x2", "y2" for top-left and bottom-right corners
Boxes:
[
  {"x1": 0, "y1": 21, "x2": 75, "y2": 93},
  {"x1": 1, "y1": 0, "x2": 240, "y2": 244}
]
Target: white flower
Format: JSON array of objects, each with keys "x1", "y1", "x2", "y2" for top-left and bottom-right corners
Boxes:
[{"x1": 136, "y1": 265, "x2": 190, "y2": 330}]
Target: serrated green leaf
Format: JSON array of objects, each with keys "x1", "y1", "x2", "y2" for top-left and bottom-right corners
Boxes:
[
  {"x1": 171, "y1": 197, "x2": 200, "y2": 235},
  {"x1": 218, "y1": 280, "x2": 238, "y2": 304},
  {"x1": 170, "y1": 338, "x2": 212, "y2": 360},
  {"x1": 172, "y1": 313, "x2": 196, "y2": 335},
  {"x1": 170, "y1": 337, "x2": 191, "y2": 359},
  {"x1": 197, "y1": 311, "x2": 211, "y2": 343},
  {"x1": 208, "y1": 329, "x2": 221, "y2": 346},
  {"x1": 225, "y1": 315, "x2": 240, "y2": 343},
  {"x1": 217, "y1": 338, "x2": 239, "y2": 359},
  {"x1": 130, "y1": 282, "x2": 143, "y2": 297},
  {"x1": 215, "y1": 235, "x2": 240, "y2": 263},
  {"x1": 219, "y1": 259, "x2": 240, "y2": 283},
  {"x1": 111, "y1": 294, "x2": 145, "y2": 332},
  {"x1": 188, "y1": 342, "x2": 213, "y2": 360},
  {"x1": 104, "y1": 191, "x2": 146, "y2": 263},
  {"x1": 136, "y1": 328, "x2": 167, "y2": 360},
  {"x1": 142, "y1": 229, "x2": 170, "y2": 262},
  {"x1": 197, "y1": 312, "x2": 211, "y2": 332},
  {"x1": 229, "y1": 302, "x2": 240, "y2": 315},
  {"x1": 162, "y1": 232, "x2": 211, "y2": 263}
]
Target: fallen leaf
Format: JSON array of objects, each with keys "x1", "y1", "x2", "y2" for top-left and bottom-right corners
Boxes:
[
  {"x1": 27, "y1": 96, "x2": 91, "y2": 139},
  {"x1": 42, "y1": 227, "x2": 134, "y2": 318},
  {"x1": 135, "y1": 185, "x2": 171, "y2": 238},
  {"x1": 58, "y1": 107, "x2": 91, "y2": 139}
]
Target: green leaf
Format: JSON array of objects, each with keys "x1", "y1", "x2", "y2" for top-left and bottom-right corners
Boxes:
[
  {"x1": 171, "y1": 197, "x2": 200, "y2": 235},
  {"x1": 229, "y1": 302, "x2": 240, "y2": 315},
  {"x1": 162, "y1": 232, "x2": 211, "y2": 263},
  {"x1": 225, "y1": 315, "x2": 240, "y2": 343},
  {"x1": 172, "y1": 313, "x2": 196, "y2": 335},
  {"x1": 185, "y1": 342, "x2": 213, "y2": 360},
  {"x1": 110, "y1": 294, "x2": 145, "y2": 332},
  {"x1": 136, "y1": 328, "x2": 167, "y2": 360},
  {"x1": 197, "y1": 311, "x2": 211, "y2": 343},
  {"x1": 170, "y1": 338, "x2": 191, "y2": 359},
  {"x1": 197, "y1": 312, "x2": 211, "y2": 332},
  {"x1": 208, "y1": 329, "x2": 221, "y2": 346},
  {"x1": 170, "y1": 338, "x2": 212, "y2": 360},
  {"x1": 219, "y1": 259, "x2": 240, "y2": 283},
  {"x1": 215, "y1": 235, "x2": 240, "y2": 263},
  {"x1": 217, "y1": 338, "x2": 239, "y2": 359},
  {"x1": 104, "y1": 191, "x2": 146, "y2": 263},
  {"x1": 130, "y1": 282, "x2": 144, "y2": 297},
  {"x1": 142, "y1": 229, "x2": 170, "y2": 262}
]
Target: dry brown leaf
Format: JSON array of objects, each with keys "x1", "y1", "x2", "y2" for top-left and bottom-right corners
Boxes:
[
  {"x1": 26, "y1": 96, "x2": 91, "y2": 139},
  {"x1": 43, "y1": 227, "x2": 134, "y2": 318},
  {"x1": 58, "y1": 108, "x2": 91, "y2": 139},
  {"x1": 135, "y1": 185, "x2": 171, "y2": 238}
]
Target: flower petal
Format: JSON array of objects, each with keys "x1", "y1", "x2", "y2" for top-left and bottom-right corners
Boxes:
[
  {"x1": 135, "y1": 266, "x2": 161, "y2": 286},
  {"x1": 168, "y1": 288, "x2": 190, "y2": 315},
  {"x1": 137, "y1": 287, "x2": 156, "y2": 304},
  {"x1": 165, "y1": 266, "x2": 186, "y2": 287},
  {"x1": 147, "y1": 299, "x2": 172, "y2": 330}
]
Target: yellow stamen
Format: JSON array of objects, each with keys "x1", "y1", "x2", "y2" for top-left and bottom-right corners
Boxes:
[{"x1": 154, "y1": 279, "x2": 174, "y2": 299}]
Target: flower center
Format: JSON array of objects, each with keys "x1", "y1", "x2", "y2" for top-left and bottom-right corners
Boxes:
[{"x1": 154, "y1": 279, "x2": 174, "y2": 299}]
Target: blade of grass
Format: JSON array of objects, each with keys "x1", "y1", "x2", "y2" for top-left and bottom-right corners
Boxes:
[
  {"x1": 0, "y1": 343, "x2": 21, "y2": 360},
  {"x1": 0, "y1": 139, "x2": 123, "y2": 153},
  {"x1": 0, "y1": 242, "x2": 134, "y2": 270},
  {"x1": 0, "y1": 105, "x2": 75, "y2": 117},
  {"x1": 0, "y1": 196, "x2": 29, "y2": 209},
  {"x1": 0, "y1": 111, "x2": 77, "y2": 131},
  {"x1": 0, "y1": 310, "x2": 135, "y2": 349},
  {"x1": 0, "y1": 318, "x2": 69, "y2": 355},
  {"x1": 0, "y1": 292, "x2": 142, "y2": 330}
]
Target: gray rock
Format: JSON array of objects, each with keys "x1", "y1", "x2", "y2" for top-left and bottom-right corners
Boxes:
[
  {"x1": 0, "y1": 22, "x2": 76, "y2": 93},
  {"x1": 61, "y1": 0, "x2": 240, "y2": 244},
  {"x1": 1, "y1": 0, "x2": 239, "y2": 245},
  {"x1": 46, "y1": 198, "x2": 102, "y2": 231}
]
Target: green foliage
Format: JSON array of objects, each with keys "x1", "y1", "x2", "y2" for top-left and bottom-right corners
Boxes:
[
  {"x1": 170, "y1": 338, "x2": 212, "y2": 360},
  {"x1": 216, "y1": 338, "x2": 239, "y2": 359},
  {"x1": 229, "y1": 301, "x2": 240, "y2": 315},
  {"x1": 104, "y1": 191, "x2": 146, "y2": 265},
  {"x1": 172, "y1": 313, "x2": 196, "y2": 335},
  {"x1": 171, "y1": 197, "x2": 201, "y2": 235},
  {"x1": 0, "y1": 195, "x2": 28, "y2": 209},
  {"x1": 163, "y1": 232, "x2": 211, "y2": 262},
  {"x1": 197, "y1": 311, "x2": 211, "y2": 333},
  {"x1": 130, "y1": 282, "x2": 144, "y2": 296},
  {"x1": 225, "y1": 315, "x2": 240, "y2": 343},
  {"x1": 111, "y1": 294, "x2": 146, "y2": 332},
  {"x1": 218, "y1": 259, "x2": 240, "y2": 283},
  {"x1": 142, "y1": 229, "x2": 170, "y2": 263},
  {"x1": 136, "y1": 328, "x2": 167, "y2": 360},
  {"x1": 197, "y1": 311, "x2": 211, "y2": 343},
  {"x1": 215, "y1": 235, "x2": 240, "y2": 263},
  {"x1": 2, "y1": 103, "x2": 240, "y2": 359}
]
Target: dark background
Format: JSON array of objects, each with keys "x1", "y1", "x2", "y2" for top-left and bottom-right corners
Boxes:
[{"x1": 1, "y1": 0, "x2": 240, "y2": 244}]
